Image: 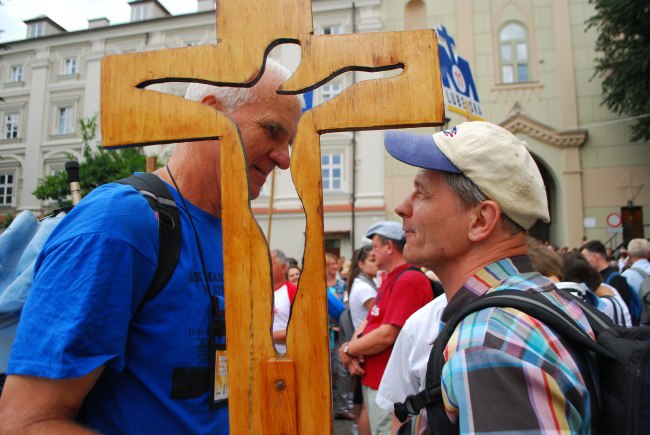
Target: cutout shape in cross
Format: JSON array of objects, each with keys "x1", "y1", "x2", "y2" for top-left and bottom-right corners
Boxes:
[{"x1": 100, "y1": 1, "x2": 444, "y2": 433}]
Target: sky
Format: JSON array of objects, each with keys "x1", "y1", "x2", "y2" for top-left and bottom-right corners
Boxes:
[{"x1": 0, "y1": 0, "x2": 198, "y2": 42}]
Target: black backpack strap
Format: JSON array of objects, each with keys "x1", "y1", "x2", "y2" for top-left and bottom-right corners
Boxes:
[
  {"x1": 117, "y1": 173, "x2": 181, "y2": 306},
  {"x1": 395, "y1": 289, "x2": 616, "y2": 431}
]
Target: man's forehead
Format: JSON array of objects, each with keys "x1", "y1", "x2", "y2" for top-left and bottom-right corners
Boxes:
[{"x1": 414, "y1": 169, "x2": 436, "y2": 186}]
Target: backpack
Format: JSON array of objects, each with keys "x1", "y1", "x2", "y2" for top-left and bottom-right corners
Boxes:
[
  {"x1": 605, "y1": 270, "x2": 642, "y2": 325},
  {"x1": 116, "y1": 173, "x2": 182, "y2": 308},
  {"x1": 0, "y1": 173, "x2": 181, "y2": 378},
  {"x1": 338, "y1": 306, "x2": 355, "y2": 345},
  {"x1": 394, "y1": 289, "x2": 650, "y2": 435},
  {"x1": 630, "y1": 267, "x2": 650, "y2": 325}
]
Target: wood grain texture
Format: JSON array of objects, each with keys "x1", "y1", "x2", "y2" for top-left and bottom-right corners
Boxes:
[{"x1": 100, "y1": 2, "x2": 444, "y2": 434}]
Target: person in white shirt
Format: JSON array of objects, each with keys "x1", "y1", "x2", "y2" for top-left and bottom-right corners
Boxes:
[
  {"x1": 375, "y1": 294, "x2": 447, "y2": 433},
  {"x1": 271, "y1": 249, "x2": 297, "y2": 354},
  {"x1": 348, "y1": 246, "x2": 379, "y2": 329},
  {"x1": 346, "y1": 245, "x2": 379, "y2": 435}
]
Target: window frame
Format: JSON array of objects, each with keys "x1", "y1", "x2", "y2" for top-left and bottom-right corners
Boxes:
[
  {"x1": 323, "y1": 25, "x2": 342, "y2": 35},
  {"x1": 28, "y1": 22, "x2": 44, "y2": 38},
  {"x1": 0, "y1": 172, "x2": 15, "y2": 206},
  {"x1": 56, "y1": 105, "x2": 75, "y2": 135},
  {"x1": 498, "y1": 21, "x2": 530, "y2": 84},
  {"x1": 321, "y1": 82, "x2": 342, "y2": 103},
  {"x1": 62, "y1": 57, "x2": 78, "y2": 76},
  {"x1": 321, "y1": 152, "x2": 344, "y2": 192},
  {"x1": 3, "y1": 112, "x2": 20, "y2": 140},
  {"x1": 134, "y1": 3, "x2": 150, "y2": 21},
  {"x1": 9, "y1": 65, "x2": 24, "y2": 83}
]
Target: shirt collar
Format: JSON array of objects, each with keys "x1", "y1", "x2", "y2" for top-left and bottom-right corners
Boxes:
[{"x1": 441, "y1": 256, "x2": 534, "y2": 322}]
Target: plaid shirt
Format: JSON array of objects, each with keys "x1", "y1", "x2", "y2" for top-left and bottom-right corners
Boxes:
[{"x1": 440, "y1": 256, "x2": 594, "y2": 434}]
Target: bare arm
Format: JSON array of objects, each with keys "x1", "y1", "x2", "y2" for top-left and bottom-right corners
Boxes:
[
  {"x1": 391, "y1": 414, "x2": 403, "y2": 435},
  {"x1": 272, "y1": 329, "x2": 287, "y2": 344},
  {"x1": 340, "y1": 322, "x2": 401, "y2": 374},
  {"x1": 363, "y1": 297, "x2": 375, "y2": 312},
  {"x1": 0, "y1": 367, "x2": 104, "y2": 434},
  {"x1": 347, "y1": 323, "x2": 401, "y2": 356}
]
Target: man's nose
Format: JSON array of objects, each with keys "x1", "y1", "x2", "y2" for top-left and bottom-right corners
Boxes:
[
  {"x1": 270, "y1": 144, "x2": 291, "y2": 170},
  {"x1": 394, "y1": 198, "x2": 410, "y2": 218}
]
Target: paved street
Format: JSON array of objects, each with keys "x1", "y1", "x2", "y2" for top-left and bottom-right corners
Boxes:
[{"x1": 333, "y1": 417, "x2": 355, "y2": 434}]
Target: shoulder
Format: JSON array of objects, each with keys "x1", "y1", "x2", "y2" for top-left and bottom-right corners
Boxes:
[
  {"x1": 351, "y1": 279, "x2": 375, "y2": 294},
  {"x1": 394, "y1": 266, "x2": 430, "y2": 289},
  {"x1": 445, "y1": 305, "x2": 556, "y2": 360},
  {"x1": 404, "y1": 295, "x2": 446, "y2": 328},
  {"x1": 402, "y1": 295, "x2": 447, "y2": 340},
  {"x1": 43, "y1": 183, "x2": 158, "y2": 257}
]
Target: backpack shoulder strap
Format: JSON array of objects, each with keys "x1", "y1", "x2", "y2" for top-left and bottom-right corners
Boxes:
[
  {"x1": 117, "y1": 173, "x2": 181, "y2": 305},
  {"x1": 394, "y1": 289, "x2": 614, "y2": 426},
  {"x1": 604, "y1": 271, "x2": 619, "y2": 285},
  {"x1": 385, "y1": 265, "x2": 420, "y2": 298}
]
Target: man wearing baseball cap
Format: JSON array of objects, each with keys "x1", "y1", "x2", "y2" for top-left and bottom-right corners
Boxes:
[
  {"x1": 339, "y1": 221, "x2": 433, "y2": 434},
  {"x1": 385, "y1": 122, "x2": 594, "y2": 432}
]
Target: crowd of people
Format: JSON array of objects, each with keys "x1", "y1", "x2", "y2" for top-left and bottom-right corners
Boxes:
[
  {"x1": 269, "y1": 123, "x2": 650, "y2": 435},
  {"x1": 269, "y1": 230, "x2": 650, "y2": 435}
]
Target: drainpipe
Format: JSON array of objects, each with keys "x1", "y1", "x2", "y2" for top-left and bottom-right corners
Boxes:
[{"x1": 351, "y1": 1, "x2": 357, "y2": 252}]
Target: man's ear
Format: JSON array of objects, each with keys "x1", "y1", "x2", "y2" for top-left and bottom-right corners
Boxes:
[
  {"x1": 386, "y1": 240, "x2": 395, "y2": 255},
  {"x1": 200, "y1": 94, "x2": 224, "y2": 111},
  {"x1": 467, "y1": 200, "x2": 501, "y2": 242}
]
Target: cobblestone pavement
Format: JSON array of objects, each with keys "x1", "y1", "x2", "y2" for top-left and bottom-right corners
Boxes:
[{"x1": 333, "y1": 417, "x2": 355, "y2": 435}]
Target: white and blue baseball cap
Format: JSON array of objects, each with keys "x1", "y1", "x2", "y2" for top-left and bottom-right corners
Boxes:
[{"x1": 384, "y1": 122, "x2": 550, "y2": 230}]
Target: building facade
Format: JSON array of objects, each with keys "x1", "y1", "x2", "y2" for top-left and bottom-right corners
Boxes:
[
  {"x1": 381, "y1": 0, "x2": 649, "y2": 250},
  {"x1": 1, "y1": 0, "x2": 648, "y2": 261}
]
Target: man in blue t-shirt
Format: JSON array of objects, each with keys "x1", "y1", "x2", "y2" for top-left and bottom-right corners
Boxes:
[{"x1": 0, "y1": 59, "x2": 301, "y2": 434}]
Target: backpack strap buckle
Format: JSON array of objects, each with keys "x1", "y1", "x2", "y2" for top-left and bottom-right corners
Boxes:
[{"x1": 394, "y1": 386, "x2": 439, "y2": 423}]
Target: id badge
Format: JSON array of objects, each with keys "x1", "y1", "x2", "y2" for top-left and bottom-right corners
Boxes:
[{"x1": 213, "y1": 349, "x2": 228, "y2": 403}]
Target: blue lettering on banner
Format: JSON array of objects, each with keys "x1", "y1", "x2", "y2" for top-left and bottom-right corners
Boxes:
[
  {"x1": 436, "y1": 25, "x2": 484, "y2": 119},
  {"x1": 301, "y1": 90, "x2": 314, "y2": 113}
]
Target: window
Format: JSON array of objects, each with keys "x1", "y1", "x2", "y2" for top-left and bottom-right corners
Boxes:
[
  {"x1": 63, "y1": 57, "x2": 78, "y2": 75},
  {"x1": 134, "y1": 4, "x2": 150, "y2": 21},
  {"x1": 57, "y1": 106, "x2": 75, "y2": 135},
  {"x1": 323, "y1": 25, "x2": 342, "y2": 35},
  {"x1": 321, "y1": 82, "x2": 342, "y2": 102},
  {"x1": 4, "y1": 113, "x2": 19, "y2": 139},
  {"x1": 499, "y1": 22, "x2": 529, "y2": 83},
  {"x1": 28, "y1": 22, "x2": 43, "y2": 38},
  {"x1": 0, "y1": 173, "x2": 14, "y2": 206},
  {"x1": 10, "y1": 65, "x2": 24, "y2": 82},
  {"x1": 322, "y1": 153, "x2": 343, "y2": 191}
]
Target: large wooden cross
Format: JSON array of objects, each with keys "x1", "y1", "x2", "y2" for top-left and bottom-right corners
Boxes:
[{"x1": 101, "y1": 1, "x2": 444, "y2": 433}]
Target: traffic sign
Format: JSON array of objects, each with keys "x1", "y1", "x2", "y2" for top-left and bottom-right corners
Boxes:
[{"x1": 606, "y1": 212, "x2": 622, "y2": 228}]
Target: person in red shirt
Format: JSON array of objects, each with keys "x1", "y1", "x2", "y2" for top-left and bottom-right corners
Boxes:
[{"x1": 339, "y1": 221, "x2": 433, "y2": 434}]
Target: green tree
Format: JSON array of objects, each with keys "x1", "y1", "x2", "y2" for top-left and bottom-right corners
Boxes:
[
  {"x1": 33, "y1": 115, "x2": 147, "y2": 207},
  {"x1": 587, "y1": 0, "x2": 650, "y2": 142}
]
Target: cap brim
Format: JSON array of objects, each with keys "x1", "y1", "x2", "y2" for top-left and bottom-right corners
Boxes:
[{"x1": 384, "y1": 131, "x2": 460, "y2": 173}]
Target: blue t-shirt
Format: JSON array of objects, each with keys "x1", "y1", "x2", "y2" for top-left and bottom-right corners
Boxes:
[{"x1": 8, "y1": 181, "x2": 228, "y2": 434}]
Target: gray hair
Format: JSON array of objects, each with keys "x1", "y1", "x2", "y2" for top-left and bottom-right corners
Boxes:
[
  {"x1": 442, "y1": 172, "x2": 525, "y2": 236},
  {"x1": 184, "y1": 57, "x2": 292, "y2": 113},
  {"x1": 627, "y1": 238, "x2": 650, "y2": 259},
  {"x1": 271, "y1": 249, "x2": 289, "y2": 265}
]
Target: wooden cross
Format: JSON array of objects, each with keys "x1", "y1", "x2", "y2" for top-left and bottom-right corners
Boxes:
[{"x1": 100, "y1": 1, "x2": 444, "y2": 433}]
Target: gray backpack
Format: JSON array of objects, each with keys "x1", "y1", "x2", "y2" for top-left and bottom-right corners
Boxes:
[{"x1": 630, "y1": 267, "x2": 650, "y2": 325}]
